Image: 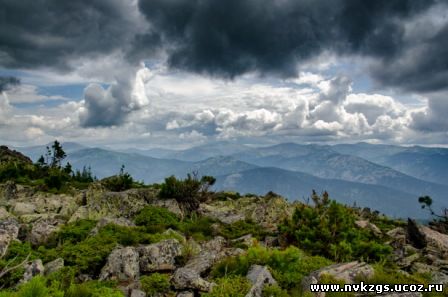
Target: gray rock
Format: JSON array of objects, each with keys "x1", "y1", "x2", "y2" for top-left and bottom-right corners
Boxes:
[
  {"x1": 13, "y1": 202, "x2": 36, "y2": 215},
  {"x1": 171, "y1": 267, "x2": 215, "y2": 292},
  {"x1": 263, "y1": 236, "x2": 279, "y2": 248},
  {"x1": 398, "y1": 253, "x2": 420, "y2": 268},
  {"x1": 183, "y1": 237, "x2": 225, "y2": 274},
  {"x1": 90, "y1": 217, "x2": 135, "y2": 235},
  {"x1": 151, "y1": 198, "x2": 183, "y2": 218},
  {"x1": 29, "y1": 219, "x2": 60, "y2": 246},
  {"x1": 3, "y1": 181, "x2": 18, "y2": 200},
  {"x1": 245, "y1": 265, "x2": 277, "y2": 297},
  {"x1": 408, "y1": 219, "x2": 448, "y2": 259},
  {"x1": 431, "y1": 271, "x2": 448, "y2": 284},
  {"x1": 0, "y1": 219, "x2": 19, "y2": 258},
  {"x1": 100, "y1": 246, "x2": 140, "y2": 282},
  {"x1": 232, "y1": 234, "x2": 255, "y2": 248},
  {"x1": 0, "y1": 207, "x2": 13, "y2": 220},
  {"x1": 138, "y1": 239, "x2": 182, "y2": 272},
  {"x1": 22, "y1": 259, "x2": 45, "y2": 283},
  {"x1": 355, "y1": 220, "x2": 382, "y2": 236},
  {"x1": 44, "y1": 258, "x2": 64, "y2": 275},
  {"x1": 130, "y1": 289, "x2": 146, "y2": 297},
  {"x1": 302, "y1": 262, "x2": 374, "y2": 297}
]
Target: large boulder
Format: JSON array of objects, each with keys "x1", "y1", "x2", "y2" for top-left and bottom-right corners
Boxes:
[
  {"x1": 199, "y1": 195, "x2": 293, "y2": 231},
  {"x1": 407, "y1": 219, "x2": 448, "y2": 259},
  {"x1": 171, "y1": 267, "x2": 215, "y2": 292},
  {"x1": 302, "y1": 262, "x2": 374, "y2": 297},
  {"x1": 13, "y1": 202, "x2": 36, "y2": 216},
  {"x1": 100, "y1": 247, "x2": 140, "y2": 282},
  {"x1": 171, "y1": 236, "x2": 227, "y2": 292},
  {"x1": 29, "y1": 219, "x2": 61, "y2": 246},
  {"x1": 245, "y1": 265, "x2": 277, "y2": 297},
  {"x1": 44, "y1": 258, "x2": 64, "y2": 275},
  {"x1": 69, "y1": 184, "x2": 158, "y2": 220},
  {"x1": 0, "y1": 219, "x2": 19, "y2": 257},
  {"x1": 138, "y1": 239, "x2": 182, "y2": 272},
  {"x1": 22, "y1": 259, "x2": 45, "y2": 283},
  {"x1": 182, "y1": 237, "x2": 225, "y2": 274}
]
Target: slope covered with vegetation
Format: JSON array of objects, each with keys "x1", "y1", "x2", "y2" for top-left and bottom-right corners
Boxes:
[{"x1": 0, "y1": 143, "x2": 447, "y2": 297}]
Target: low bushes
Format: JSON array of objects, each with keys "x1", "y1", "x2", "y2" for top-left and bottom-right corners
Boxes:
[
  {"x1": 279, "y1": 191, "x2": 392, "y2": 262},
  {"x1": 211, "y1": 246, "x2": 332, "y2": 294}
]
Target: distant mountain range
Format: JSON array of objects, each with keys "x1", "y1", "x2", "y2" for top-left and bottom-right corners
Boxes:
[{"x1": 13, "y1": 141, "x2": 448, "y2": 219}]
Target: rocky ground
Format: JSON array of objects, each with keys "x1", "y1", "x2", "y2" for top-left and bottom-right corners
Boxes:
[{"x1": 1, "y1": 179, "x2": 448, "y2": 296}]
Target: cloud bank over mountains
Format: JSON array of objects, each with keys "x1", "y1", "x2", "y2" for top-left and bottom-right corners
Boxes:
[{"x1": 0, "y1": 0, "x2": 447, "y2": 147}]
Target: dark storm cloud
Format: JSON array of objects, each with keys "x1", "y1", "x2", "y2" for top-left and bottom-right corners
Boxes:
[
  {"x1": 137, "y1": 0, "x2": 441, "y2": 85},
  {"x1": 0, "y1": 76, "x2": 20, "y2": 93},
  {"x1": 0, "y1": 0, "x2": 446, "y2": 94},
  {"x1": 0, "y1": 0, "x2": 146, "y2": 71}
]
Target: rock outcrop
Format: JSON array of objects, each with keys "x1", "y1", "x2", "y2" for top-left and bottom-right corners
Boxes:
[
  {"x1": 138, "y1": 239, "x2": 182, "y2": 272},
  {"x1": 29, "y1": 219, "x2": 61, "y2": 246},
  {"x1": 245, "y1": 265, "x2": 277, "y2": 297},
  {"x1": 44, "y1": 258, "x2": 64, "y2": 275},
  {"x1": 0, "y1": 146, "x2": 32, "y2": 164},
  {"x1": 408, "y1": 219, "x2": 448, "y2": 259},
  {"x1": 99, "y1": 247, "x2": 140, "y2": 282}
]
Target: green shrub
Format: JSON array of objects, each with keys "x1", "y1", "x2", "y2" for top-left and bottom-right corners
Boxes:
[
  {"x1": 219, "y1": 219, "x2": 267, "y2": 240},
  {"x1": 47, "y1": 220, "x2": 96, "y2": 247},
  {"x1": 0, "y1": 241, "x2": 39, "y2": 288},
  {"x1": 16, "y1": 276, "x2": 51, "y2": 297},
  {"x1": 159, "y1": 174, "x2": 215, "y2": 214},
  {"x1": 211, "y1": 246, "x2": 332, "y2": 292},
  {"x1": 202, "y1": 276, "x2": 251, "y2": 297},
  {"x1": 279, "y1": 191, "x2": 392, "y2": 262},
  {"x1": 134, "y1": 206, "x2": 180, "y2": 233},
  {"x1": 101, "y1": 165, "x2": 134, "y2": 192},
  {"x1": 262, "y1": 285, "x2": 289, "y2": 297},
  {"x1": 65, "y1": 281, "x2": 124, "y2": 297},
  {"x1": 140, "y1": 273, "x2": 171, "y2": 296},
  {"x1": 178, "y1": 215, "x2": 217, "y2": 241}
]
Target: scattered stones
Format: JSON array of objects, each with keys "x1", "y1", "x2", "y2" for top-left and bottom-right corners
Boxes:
[
  {"x1": 138, "y1": 239, "x2": 183, "y2": 272},
  {"x1": 245, "y1": 265, "x2": 277, "y2": 297},
  {"x1": 100, "y1": 247, "x2": 140, "y2": 282}
]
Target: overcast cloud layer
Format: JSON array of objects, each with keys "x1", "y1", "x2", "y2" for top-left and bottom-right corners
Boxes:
[{"x1": 0, "y1": 0, "x2": 447, "y2": 147}]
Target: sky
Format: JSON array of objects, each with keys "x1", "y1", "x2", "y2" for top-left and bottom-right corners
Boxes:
[{"x1": 0, "y1": 0, "x2": 448, "y2": 149}]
